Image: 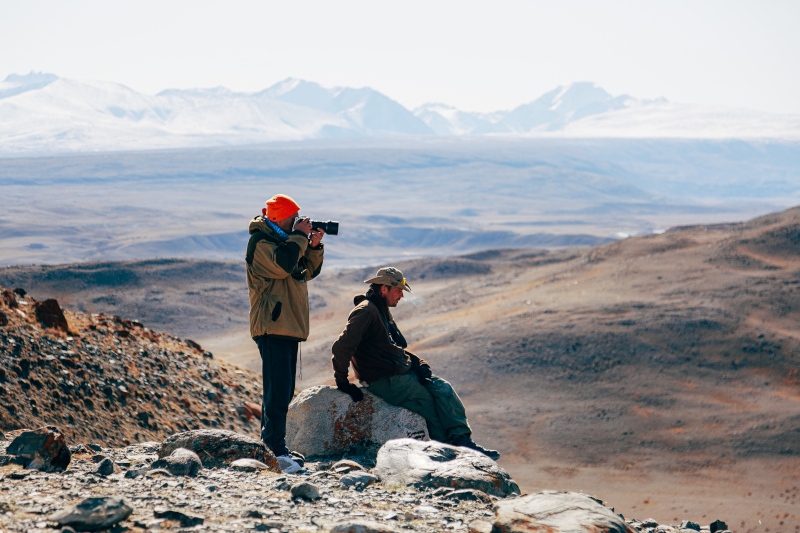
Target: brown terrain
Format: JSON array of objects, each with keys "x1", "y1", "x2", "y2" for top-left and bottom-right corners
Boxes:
[{"x1": 3, "y1": 206, "x2": 800, "y2": 532}]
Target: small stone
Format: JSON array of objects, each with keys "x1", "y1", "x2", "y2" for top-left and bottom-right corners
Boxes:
[
  {"x1": 154, "y1": 507, "x2": 204, "y2": 527},
  {"x1": 339, "y1": 471, "x2": 379, "y2": 489},
  {"x1": 709, "y1": 520, "x2": 728, "y2": 533},
  {"x1": 331, "y1": 459, "x2": 365, "y2": 473},
  {"x1": 86, "y1": 444, "x2": 103, "y2": 452},
  {"x1": 680, "y1": 520, "x2": 700, "y2": 531},
  {"x1": 642, "y1": 518, "x2": 659, "y2": 527},
  {"x1": 290, "y1": 481, "x2": 321, "y2": 501},
  {"x1": 468, "y1": 519, "x2": 493, "y2": 533},
  {"x1": 231, "y1": 458, "x2": 269, "y2": 471},
  {"x1": 69, "y1": 444, "x2": 90, "y2": 454},
  {"x1": 95, "y1": 457, "x2": 121, "y2": 477},
  {"x1": 444, "y1": 489, "x2": 492, "y2": 503},
  {"x1": 331, "y1": 520, "x2": 401, "y2": 533},
  {"x1": 49, "y1": 496, "x2": 133, "y2": 531},
  {"x1": 151, "y1": 447, "x2": 202, "y2": 477},
  {"x1": 124, "y1": 465, "x2": 151, "y2": 478},
  {"x1": 145, "y1": 468, "x2": 173, "y2": 478},
  {"x1": 242, "y1": 507, "x2": 266, "y2": 518}
]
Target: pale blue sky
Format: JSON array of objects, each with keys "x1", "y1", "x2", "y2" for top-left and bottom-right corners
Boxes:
[{"x1": 2, "y1": 0, "x2": 799, "y2": 114}]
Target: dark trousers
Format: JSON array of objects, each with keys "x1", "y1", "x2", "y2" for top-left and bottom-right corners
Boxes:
[{"x1": 256, "y1": 336, "x2": 298, "y2": 457}]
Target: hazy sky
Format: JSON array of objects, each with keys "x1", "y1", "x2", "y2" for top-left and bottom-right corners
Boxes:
[{"x1": 2, "y1": 0, "x2": 799, "y2": 114}]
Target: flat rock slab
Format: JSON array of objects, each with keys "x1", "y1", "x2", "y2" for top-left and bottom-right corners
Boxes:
[
  {"x1": 286, "y1": 386, "x2": 428, "y2": 457},
  {"x1": 157, "y1": 429, "x2": 278, "y2": 471},
  {"x1": 374, "y1": 438, "x2": 519, "y2": 497},
  {"x1": 49, "y1": 496, "x2": 133, "y2": 531},
  {"x1": 492, "y1": 491, "x2": 635, "y2": 533}
]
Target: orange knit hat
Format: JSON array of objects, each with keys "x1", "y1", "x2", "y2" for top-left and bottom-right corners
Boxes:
[{"x1": 263, "y1": 194, "x2": 300, "y2": 222}]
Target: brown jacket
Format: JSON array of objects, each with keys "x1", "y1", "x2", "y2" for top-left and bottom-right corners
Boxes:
[
  {"x1": 332, "y1": 294, "x2": 428, "y2": 388},
  {"x1": 246, "y1": 216, "x2": 324, "y2": 341}
]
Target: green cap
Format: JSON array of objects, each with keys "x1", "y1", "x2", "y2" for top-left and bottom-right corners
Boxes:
[{"x1": 364, "y1": 267, "x2": 412, "y2": 293}]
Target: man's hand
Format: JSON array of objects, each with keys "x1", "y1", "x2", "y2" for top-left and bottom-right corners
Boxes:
[
  {"x1": 338, "y1": 382, "x2": 364, "y2": 403},
  {"x1": 309, "y1": 228, "x2": 325, "y2": 248},
  {"x1": 293, "y1": 217, "x2": 312, "y2": 235}
]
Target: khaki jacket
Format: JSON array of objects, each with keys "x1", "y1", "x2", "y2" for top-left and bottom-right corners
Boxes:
[{"x1": 247, "y1": 216, "x2": 324, "y2": 341}]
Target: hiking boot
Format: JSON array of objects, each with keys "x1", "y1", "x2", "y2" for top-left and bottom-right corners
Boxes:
[
  {"x1": 449, "y1": 434, "x2": 501, "y2": 460},
  {"x1": 288, "y1": 450, "x2": 305, "y2": 467}
]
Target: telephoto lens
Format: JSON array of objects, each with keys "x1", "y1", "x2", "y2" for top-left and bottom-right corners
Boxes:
[{"x1": 310, "y1": 220, "x2": 339, "y2": 235}]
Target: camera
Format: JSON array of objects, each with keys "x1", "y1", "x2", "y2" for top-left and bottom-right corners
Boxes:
[{"x1": 310, "y1": 220, "x2": 339, "y2": 235}]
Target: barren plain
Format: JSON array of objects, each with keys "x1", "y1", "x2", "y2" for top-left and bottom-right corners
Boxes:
[{"x1": 3, "y1": 206, "x2": 800, "y2": 531}]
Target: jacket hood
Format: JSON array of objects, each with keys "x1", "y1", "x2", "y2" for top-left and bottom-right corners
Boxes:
[
  {"x1": 354, "y1": 294, "x2": 368, "y2": 306},
  {"x1": 249, "y1": 215, "x2": 278, "y2": 236}
]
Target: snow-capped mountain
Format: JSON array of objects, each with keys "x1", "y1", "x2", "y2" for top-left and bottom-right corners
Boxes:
[
  {"x1": 1, "y1": 72, "x2": 798, "y2": 156},
  {"x1": 414, "y1": 82, "x2": 663, "y2": 134}
]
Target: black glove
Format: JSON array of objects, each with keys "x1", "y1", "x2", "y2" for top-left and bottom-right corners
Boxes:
[
  {"x1": 408, "y1": 351, "x2": 433, "y2": 384},
  {"x1": 338, "y1": 383, "x2": 364, "y2": 403}
]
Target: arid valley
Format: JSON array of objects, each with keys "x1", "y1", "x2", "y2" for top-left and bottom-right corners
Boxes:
[{"x1": 3, "y1": 206, "x2": 800, "y2": 531}]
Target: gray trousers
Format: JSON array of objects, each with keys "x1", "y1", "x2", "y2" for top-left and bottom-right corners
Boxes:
[{"x1": 366, "y1": 373, "x2": 471, "y2": 442}]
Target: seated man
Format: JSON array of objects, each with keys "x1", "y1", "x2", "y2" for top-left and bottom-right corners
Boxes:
[{"x1": 331, "y1": 267, "x2": 499, "y2": 460}]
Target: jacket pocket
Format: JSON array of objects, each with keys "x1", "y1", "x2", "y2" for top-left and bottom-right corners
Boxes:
[{"x1": 271, "y1": 301, "x2": 282, "y2": 321}]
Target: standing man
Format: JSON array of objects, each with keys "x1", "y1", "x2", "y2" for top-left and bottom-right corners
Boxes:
[
  {"x1": 331, "y1": 267, "x2": 500, "y2": 460},
  {"x1": 247, "y1": 194, "x2": 324, "y2": 467}
]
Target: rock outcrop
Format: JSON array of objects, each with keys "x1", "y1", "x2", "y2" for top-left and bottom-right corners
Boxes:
[
  {"x1": 373, "y1": 438, "x2": 520, "y2": 497},
  {"x1": 157, "y1": 429, "x2": 279, "y2": 471},
  {"x1": 286, "y1": 386, "x2": 428, "y2": 457},
  {"x1": 491, "y1": 491, "x2": 635, "y2": 533}
]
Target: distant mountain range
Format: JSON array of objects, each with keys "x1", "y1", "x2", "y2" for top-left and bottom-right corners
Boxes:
[{"x1": 1, "y1": 72, "x2": 799, "y2": 155}]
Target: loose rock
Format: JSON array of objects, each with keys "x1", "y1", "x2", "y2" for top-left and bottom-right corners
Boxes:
[
  {"x1": 374, "y1": 438, "x2": 520, "y2": 497},
  {"x1": 286, "y1": 386, "x2": 428, "y2": 457},
  {"x1": 34, "y1": 298, "x2": 71, "y2": 333},
  {"x1": 331, "y1": 520, "x2": 401, "y2": 533},
  {"x1": 445, "y1": 489, "x2": 492, "y2": 503},
  {"x1": 290, "y1": 481, "x2": 321, "y2": 501},
  {"x1": 153, "y1": 507, "x2": 204, "y2": 527},
  {"x1": 340, "y1": 471, "x2": 379, "y2": 488},
  {"x1": 49, "y1": 496, "x2": 133, "y2": 531},
  {"x1": 332, "y1": 459, "x2": 365, "y2": 473},
  {"x1": 94, "y1": 457, "x2": 120, "y2": 477},
  {"x1": 230, "y1": 458, "x2": 269, "y2": 471},
  {"x1": 157, "y1": 429, "x2": 278, "y2": 470},
  {"x1": 151, "y1": 447, "x2": 202, "y2": 477},
  {"x1": 680, "y1": 520, "x2": 700, "y2": 531},
  {"x1": 710, "y1": 519, "x2": 728, "y2": 533},
  {"x1": 7, "y1": 425, "x2": 71, "y2": 471},
  {"x1": 492, "y1": 491, "x2": 633, "y2": 533}
]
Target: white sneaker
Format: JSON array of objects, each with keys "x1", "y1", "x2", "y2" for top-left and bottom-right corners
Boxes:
[{"x1": 276, "y1": 455, "x2": 302, "y2": 474}]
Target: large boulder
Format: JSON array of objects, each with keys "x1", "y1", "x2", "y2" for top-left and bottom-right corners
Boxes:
[
  {"x1": 492, "y1": 491, "x2": 636, "y2": 533},
  {"x1": 373, "y1": 438, "x2": 519, "y2": 497},
  {"x1": 7, "y1": 426, "x2": 71, "y2": 471},
  {"x1": 286, "y1": 386, "x2": 428, "y2": 457},
  {"x1": 157, "y1": 430, "x2": 278, "y2": 471}
]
